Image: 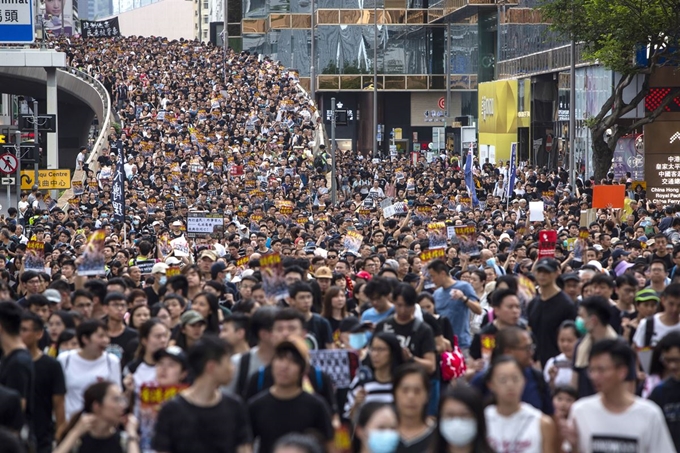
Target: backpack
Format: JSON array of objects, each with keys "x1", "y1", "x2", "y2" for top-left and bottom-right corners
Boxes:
[
  {"x1": 235, "y1": 352, "x2": 252, "y2": 398},
  {"x1": 644, "y1": 315, "x2": 656, "y2": 347}
]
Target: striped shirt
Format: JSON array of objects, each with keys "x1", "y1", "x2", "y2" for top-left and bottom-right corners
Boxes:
[{"x1": 344, "y1": 373, "x2": 393, "y2": 419}]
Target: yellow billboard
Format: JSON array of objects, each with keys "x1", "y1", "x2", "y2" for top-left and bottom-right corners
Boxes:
[{"x1": 478, "y1": 79, "x2": 531, "y2": 162}]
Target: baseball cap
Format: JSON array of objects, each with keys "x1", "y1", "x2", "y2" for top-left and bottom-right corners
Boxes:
[
  {"x1": 152, "y1": 263, "x2": 168, "y2": 274},
  {"x1": 535, "y1": 258, "x2": 560, "y2": 273},
  {"x1": 165, "y1": 256, "x2": 182, "y2": 265},
  {"x1": 153, "y1": 346, "x2": 188, "y2": 369},
  {"x1": 561, "y1": 272, "x2": 580, "y2": 282},
  {"x1": 171, "y1": 220, "x2": 183, "y2": 227},
  {"x1": 314, "y1": 266, "x2": 333, "y2": 279},
  {"x1": 635, "y1": 288, "x2": 660, "y2": 305},
  {"x1": 611, "y1": 249, "x2": 630, "y2": 261},
  {"x1": 211, "y1": 262, "x2": 227, "y2": 275},
  {"x1": 42, "y1": 289, "x2": 62, "y2": 304},
  {"x1": 180, "y1": 310, "x2": 206, "y2": 326},
  {"x1": 355, "y1": 271, "x2": 372, "y2": 280},
  {"x1": 198, "y1": 250, "x2": 217, "y2": 261},
  {"x1": 275, "y1": 336, "x2": 310, "y2": 368},
  {"x1": 403, "y1": 273, "x2": 420, "y2": 284}
]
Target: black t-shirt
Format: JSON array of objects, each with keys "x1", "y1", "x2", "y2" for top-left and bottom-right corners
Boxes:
[
  {"x1": 304, "y1": 314, "x2": 333, "y2": 350},
  {"x1": 144, "y1": 286, "x2": 161, "y2": 306},
  {"x1": 469, "y1": 322, "x2": 500, "y2": 360},
  {"x1": 649, "y1": 377, "x2": 680, "y2": 452},
  {"x1": 78, "y1": 432, "x2": 123, "y2": 453},
  {"x1": 0, "y1": 348, "x2": 35, "y2": 424},
  {"x1": 107, "y1": 326, "x2": 138, "y2": 368},
  {"x1": 248, "y1": 391, "x2": 334, "y2": 453},
  {"x1": 374, "y1": 316, "x2": 436, "y2": 359},
  {"x1": 33, "y1": 354, "x2": 66, "y2": 451},
  {"x1": 153, "y1": 393, "x2": 251, "y2": 453},
  {"x1": 244, "y1": 365, "x2": 337, "y2": 414},
  {"x1": 0, "y1": 385, "x2": 23, "y2": 431},
  {"x1": 527, "y1": 291, "x2": 577, "y2": 366}
]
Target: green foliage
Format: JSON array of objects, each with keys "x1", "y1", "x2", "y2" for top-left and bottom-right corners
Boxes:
[{"x1": 539, "y1": 0, "x2": 680, "y2": 74}]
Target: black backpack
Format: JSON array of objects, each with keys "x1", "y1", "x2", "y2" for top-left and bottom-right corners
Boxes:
[{"x1": 644, "y1": 315, "x2": 656, "y2": 347}]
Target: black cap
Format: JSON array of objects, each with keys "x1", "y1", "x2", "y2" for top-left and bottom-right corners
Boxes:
[
  {"x1": 561, "y1": 272, "x2": 580, "y2": 282},
  {"x1": 403, "y1": 273, "x2": 420, "y2": 284},
  {"x1": 535, "y1": 258, "x2": 560, "y2": 273},
  {"x1": 153, "y1": 346, "x2": 188, "y2": 369},
  {"x1": 611, "y1": 249, "x2": 630, "y2": 261}
]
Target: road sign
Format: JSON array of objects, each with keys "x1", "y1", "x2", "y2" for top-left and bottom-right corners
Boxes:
[
  {"x1": 21, "y1": 169, "x2": 71, "y2": 190},
  {"x1": 0, "y1": 154, "x2": 17, "y2": 175},
  {"x1": 19, "y1": 115, "x2": 57, "y2": 132},
  {"x1": 1, "y1": 177, "x2": 15, "y2": 185},
  {"x1": 0, "y1": 135, "x2": 5, "y2": 144},
  {"x1": 0, "y1": 0, "x2": 35, "y2": 44},
  {"x1": 438, "y1": 97, "x2": 446, "y2": 109}
]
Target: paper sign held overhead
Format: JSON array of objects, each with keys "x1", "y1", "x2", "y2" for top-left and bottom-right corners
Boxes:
[{"x1": 592, "y1": 185, "x2": 625, "y2": 209}]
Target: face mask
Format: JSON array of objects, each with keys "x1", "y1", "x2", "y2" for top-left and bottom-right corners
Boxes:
[
  {"x1": 486, "y1": 258, "x2": 496, "y2": 267},
  {"x1": 440, "y1": 418, "x2": 477, "y2": 447},
  {"x1": 367, "y1": 429, "x2": 400, "y2": 453},
  {"x1": 159, "y1": 276, "x2": 167, "y2": 286},
  {"x1": 224, "y1": 273, "x2": 232, "y2": 284},
  {"x1": 575, "y1": 316, "x2": 587, "y2": 335},
  {"x1": 348, "y1": 332, "x2": 367, "y2": 350}
]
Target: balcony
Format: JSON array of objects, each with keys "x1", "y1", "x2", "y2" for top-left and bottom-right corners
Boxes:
[{"x1": 428, "y1": 0, "x2": 518, "y2": 23}]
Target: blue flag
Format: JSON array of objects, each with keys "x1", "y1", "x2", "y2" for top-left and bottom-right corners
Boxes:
[
  {"x1": 506, "y1": 142, "x2": 517, "y2": 200},
  {"x1": 465, "y1": 143, "x2": 479, "y2": 207}
]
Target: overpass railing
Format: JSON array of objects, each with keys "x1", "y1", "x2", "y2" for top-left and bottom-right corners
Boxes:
[{"x1": 56, "y1": 67, "x2": 111, "y2": 206}]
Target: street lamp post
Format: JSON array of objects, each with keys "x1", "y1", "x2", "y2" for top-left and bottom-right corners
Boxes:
[{"x1": 372, "y1": 0, "x2": 378, "y2": 159}]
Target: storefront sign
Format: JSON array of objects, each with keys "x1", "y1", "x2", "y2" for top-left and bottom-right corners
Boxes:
[
  {"x1": 481, "y1": 96, "x2": 494, "y2": 121},
  {"x1": 645, "y1": 120, "x2": 680, "y2": 203}
]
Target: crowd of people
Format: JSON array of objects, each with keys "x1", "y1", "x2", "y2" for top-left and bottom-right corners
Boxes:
[{"x1": 0, "y1": 34, "x2": 679, "y2": 453}]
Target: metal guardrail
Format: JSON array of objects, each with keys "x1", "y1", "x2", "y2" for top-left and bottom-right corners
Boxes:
[
  {"x1": 56, "y1": 66, "x2": 112, "y2": 206},
  {"x1": 497, "y1": 43, "x2": 588, "y2": 79}
]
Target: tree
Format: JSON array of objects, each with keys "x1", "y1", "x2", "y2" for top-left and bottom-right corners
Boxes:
[{"x1": 539, "y1": 0, "x2": 680, "y2": 180}]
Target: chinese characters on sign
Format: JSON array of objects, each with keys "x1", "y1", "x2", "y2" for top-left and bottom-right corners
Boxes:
[
  {"x1": 80, "y1": 17, "x2": 120, "y2": 38},
  {"x1": 186, "y1": 212, "x2": 224, "y2": 238}
]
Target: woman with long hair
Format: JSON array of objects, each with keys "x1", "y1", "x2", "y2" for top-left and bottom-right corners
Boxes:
[
  {"x1": 392, "y1": 364, "x2": 433, "y2": 453},
  {"x1": 352, "y1": 402, "x2": 399, "y2": 453},
  {"x1": 54, "y1": 381, "x2": 140, "y2": 453},
  {"x1": 180, "y1": 265, "x2": 203, "y2": 300},
  {"x1": 321, "y1": 286, "x2": 348, "y2": 345},
  {"x1": 47, "y1": 311, "x2": 76, "y2": 357},
  {"x1": 344, "y1": 332, "x2": 405, "y2": 420},
  {"x1": 127, "y1": 304, "x2": 151, "y2": 331},
  {"x1": 191, "y1": 292, "x2": 221, "y2": 334},
  {"x1": 56, "y1": 329, "x2": 79, "y2": 355},
  {"x1": 485, "y1": 356, "x2": 557, "y2": 453},
  {"x1": 431, "y1": 385, "x2": 495, "y2": 453}
]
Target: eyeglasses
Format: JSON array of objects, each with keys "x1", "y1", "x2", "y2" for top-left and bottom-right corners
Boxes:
[
  {"x1": 661, "y1": 356, "x2": 680, "y2": 366},
  {"x1": 109, "y1": 303, "x2": 127, "y2": 310},
  {"x1": 514, "y1": 343, "x2": 536, "y2": 353},
  {"x1": 370, "y1": 346, "x2": 389, "y2": 353}
]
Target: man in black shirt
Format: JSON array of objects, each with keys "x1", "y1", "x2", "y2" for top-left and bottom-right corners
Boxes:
[
  {"x1": 528, "y1": 258, "x2": 577, "y2": 366},
  {"x1": 153, "y1": 335, "x2": 251, "y2": 453},
  {"x1": 20, "y1": 312, "x2": 66, "y2": 453},
  {"x1": 102, "y1": 292, "x2": 138, "y2": 368},
  {"x1": 374, "y1": 283, "x2": 436, "y2": 375},
  {"x1": 649, "y1": 331, "x2": 680, "y2": 452},
  {"x1": 248, "y1": 337, "x2": 334, "y2": 453},
  {"x1": 0, "y1": 301, "x2": 35, "y2": 446}
]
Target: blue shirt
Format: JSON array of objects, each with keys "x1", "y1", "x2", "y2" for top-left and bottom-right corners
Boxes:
[
  {"x1": 433, "y1": 281, "x2": 477, "y2": 348},
  {"x1": 361, "y1": 306, "x2": 395, "y2": 325}
]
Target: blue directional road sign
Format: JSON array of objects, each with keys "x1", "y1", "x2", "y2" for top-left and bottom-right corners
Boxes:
[{"x1": 0, "y1": 0, "x2": 35, "y2": 44}]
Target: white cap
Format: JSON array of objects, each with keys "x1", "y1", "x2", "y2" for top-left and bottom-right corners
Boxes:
[{"x1": 152, "y1": 263, "x2": 168, "y2": 274}]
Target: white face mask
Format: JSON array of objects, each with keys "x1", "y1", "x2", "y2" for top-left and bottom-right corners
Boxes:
[{"x1": 439, "y1": 417, "x2": 477, "y2": 447}]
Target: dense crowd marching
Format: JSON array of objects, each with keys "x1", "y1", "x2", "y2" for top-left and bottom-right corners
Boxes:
[{"x1": 0, "y1": 34, "x2": 678, "y2": 453}]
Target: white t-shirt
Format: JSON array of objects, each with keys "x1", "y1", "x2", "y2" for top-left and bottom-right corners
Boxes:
[
  {"x1": 58, "y1": 350, "x2": 122, "y2": 421},
  {"x1": 570, "y1": 394, "x2": 676, "y2": 453},
  {"x1": 632, "y1": 313, "x2": 680, "y2": 348},
  {"x1": 485, "y1": 403, "x2": 543, "y2": 453},
  {"x1": 544, "y1": 352, "x2": 574, "y2": 388}
]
